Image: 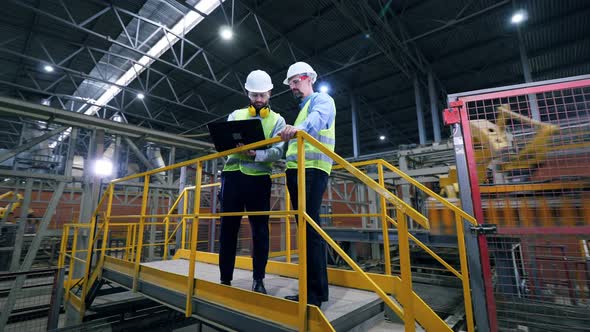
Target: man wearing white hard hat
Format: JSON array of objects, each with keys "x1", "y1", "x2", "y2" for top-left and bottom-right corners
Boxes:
[
  {"x1": 218, "y1": 70, "x2": 285, "y2": 294},
  {"x1": 278, "y1": 62, "x2": 336, "y2": 308}
]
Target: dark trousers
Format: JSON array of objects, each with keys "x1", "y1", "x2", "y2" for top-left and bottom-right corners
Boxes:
[
  {"x1": 219, "y1": 171, "x2": 271, "y2": 282},
  {"x1": 286, "y1": 168, "x2": 329, "y2": 304}
]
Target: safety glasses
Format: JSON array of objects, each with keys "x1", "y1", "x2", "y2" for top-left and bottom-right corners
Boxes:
[
  {"x1": 288, "y1": 75, "x2": 309, "y2": 87},
  {"x1": 248, "y1": 92, "x2": 270, "y2": 99}
]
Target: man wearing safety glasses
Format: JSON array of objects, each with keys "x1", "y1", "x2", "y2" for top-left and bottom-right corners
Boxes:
[
  {"x1": 219, "y1": 70, "x2": 286, "y2": 294},
  {"x1": 278, "y1": 62, "x2": 336, "y2": 308}
]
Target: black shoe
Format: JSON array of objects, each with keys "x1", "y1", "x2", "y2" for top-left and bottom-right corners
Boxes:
[
  {"x1": 252, "y1": 279, "x2": 267, "y2": 294},
  {"x1": 221, "y1": 280, "x2": 231, "y2": 286},
  {"x1": 284, "y1": 294, "x2": 299, "y2": 301}
]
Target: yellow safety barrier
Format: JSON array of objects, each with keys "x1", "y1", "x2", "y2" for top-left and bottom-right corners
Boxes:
[{"x1": 59, "y1": 131, "x2": 477, "y2": 331}]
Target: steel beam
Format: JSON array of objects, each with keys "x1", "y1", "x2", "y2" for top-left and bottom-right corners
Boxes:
[
  {"x1": 123, "y1": 137, "x2": 168, "y2": 185},
  {"x1": 0, "y1": 169, "x2": 77, "y2": 182},
  {"x1": 9, "y1": 0, "x2": 243, "y2": 96},
  {"x1": 0, "y1": 97, "x2": 212, "y2": 151},
  {"x1": 0, "y1": 46, "x2": 213, "y2": 117},
  {"x1": 0, "y1": 126, "x2": 68, "y2": 163}
]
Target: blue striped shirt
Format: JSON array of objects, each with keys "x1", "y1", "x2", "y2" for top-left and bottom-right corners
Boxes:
[{"x1": 294, "y1": 92, "x2": 336, "y2": 138}]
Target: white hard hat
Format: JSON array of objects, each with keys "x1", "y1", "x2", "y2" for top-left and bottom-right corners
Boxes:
[
  {"x1": 283, "y1": 62, "x2": 317, "y2": 85},
  {"x1": 244, "y1": 70, "x2": 273, "y2": 93}
]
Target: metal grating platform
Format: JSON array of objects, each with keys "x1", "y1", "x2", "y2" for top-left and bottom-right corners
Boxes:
[
  {"x1": 142, "y1": 259, "x2": 381, "y2": 323},
  {"x1": 100, "y1": 256, "x2": 388, "y2": 331}
]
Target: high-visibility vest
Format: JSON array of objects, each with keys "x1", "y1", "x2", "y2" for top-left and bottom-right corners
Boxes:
[
  {"x1": 285, "y1": 97, "x2": 336, "y2": 174},
  {"x1": 223, "y1": 108, "x2": 279, "y2": 176}
]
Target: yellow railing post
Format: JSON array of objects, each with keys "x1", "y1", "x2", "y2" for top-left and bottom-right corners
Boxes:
[
  {"x1": 182, "y1": 190, "x2": 188, "y2": 250},
  {"x1": 133, "y1": 175, "x2": 150, "y2": 291},
  {"x1": 377, "y1": 162, "x2": 392, "y2": 275},
  {"x1": 397, "y1": 208, "x2": 415, "y2": 332},
  {"x1": 99, "y1": 185, "x2": 114, "y2": 271},
  {"x1": 296, "y1": 134, "x2": 308, "y2": 332},
  {"x1": 66, "y1": 226, "x2": 79, "y2": 302},
  {"x1": 455, "y1": 213, "x2": 475, "y2": 332},
  {"x1": 80, "y1": 210, "x2": 99, "y2": 310},
  {"x1": 124, "y1": 224, "x2": 131, "y2": 261},
  {"x1": 285, "y1": 183, "x2": 292, "y2": 263},
  {"x1": 58, "y1": 225, "x2": 69, "y2": 269},
  {"x1": 130, "y1": 224, "x2": 137, "y2": 262},
  {"x1": 162, "y1": 189, "x2": 186, "y2": 260},
  {"x1": 164, "y1": 218, "x2": 169, "y2": 260},
  {"x1": 186, "y1": 162, "x2": 202, "y2": 317}
]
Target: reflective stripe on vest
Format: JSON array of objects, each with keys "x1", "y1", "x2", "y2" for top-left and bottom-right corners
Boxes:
[
  {"x1": 223, "y1": 108, "x2": 278, "y2": 176},
  {"x1": 285, "y1": 97, "x2": 336, "y2": 174}
]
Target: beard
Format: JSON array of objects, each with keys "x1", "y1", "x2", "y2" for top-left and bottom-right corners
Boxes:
[
  {"x1": 251, "y1": 101, "x2": 267, "y2": 110},
  {"x1": 292, "y1": 89, "x2": 304, "y2": 99}
]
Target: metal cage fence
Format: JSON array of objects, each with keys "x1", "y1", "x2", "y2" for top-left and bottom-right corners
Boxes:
[{"x1": 450, "y1": 75, "x2": 590, "y2": 332}]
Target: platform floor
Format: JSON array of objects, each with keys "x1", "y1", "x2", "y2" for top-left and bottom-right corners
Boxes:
[{"x1": 142, "y1": 259, "x2": 381, "y2": 323}]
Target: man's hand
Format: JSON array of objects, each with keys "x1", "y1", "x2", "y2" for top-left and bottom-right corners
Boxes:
[
  {"x1": 236, "y1": 143, "x2": 256, "y2": 157},
  {"x1": 278, "y1": 125, "x2": 299, "y2": 142}
]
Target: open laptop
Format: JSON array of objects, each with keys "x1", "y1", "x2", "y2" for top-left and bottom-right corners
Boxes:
[{"x1": 207, "y1": 119, "x2": 267, "y2": 152}]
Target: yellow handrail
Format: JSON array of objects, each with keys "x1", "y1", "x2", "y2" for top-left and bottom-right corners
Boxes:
[
  {"x1": 60, "y1": 131, "x2": 475, "y2": 332},
  {"x1": 379, "y1": 160, "x2": 477, "y2": 225}
]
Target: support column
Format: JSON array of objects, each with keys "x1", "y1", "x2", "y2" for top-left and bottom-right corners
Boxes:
[
  {"x1": 413, "y1": 75, "x2": 427, "y2": 145},
  {"x1": 124, "y1": 137, "x2": 167, "y2": 184},
  {"x1": 428, "y1": 71, "x2": 442, "y2": 142},
  {"x1": 112, "y1": 135, "x2": 122, "y2": 178},
  {"x1": 516, "y1": 25, "x2": 540, "y2": 120},
  {"x1": 167, "y1": 147, "x2": 176, "y2": 185},
  {"x1": 64, "y1": 128, "x2": 78, "y2": 177},
  {"x1": 350, "y1": 93, "x2": 360, "y2": 159},
  {"x1": 74, "y1": 129, "x2": 103, "y2": 276}
]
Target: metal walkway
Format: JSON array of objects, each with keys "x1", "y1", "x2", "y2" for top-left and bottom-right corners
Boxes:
[
  {"x1": 101, "y1": 255, "x2": 385, "y2": 331},
  {"x1": 59, "y1": 132, "x2": 477, "y2": 331}
]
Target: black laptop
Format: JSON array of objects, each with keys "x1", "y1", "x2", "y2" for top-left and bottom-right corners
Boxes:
[{"x1": 207, "y1": 119, "x2": 267, "y2": 152}]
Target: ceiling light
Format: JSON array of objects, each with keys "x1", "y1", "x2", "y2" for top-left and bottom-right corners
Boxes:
[
  {"x1": 220, "y1": 26, "x2": 233, "y2": 40},
  {"x1": 137, "y1": 93, "x2": 145, "y2": 100},
  {"x1": 379, "y1": 135, "x2": 386, "y2": 141},
  {"x1": 44, "y1": 65, "x2": 54, "y2": 72},
  {"x1": 511, "y1": 10, "x2": 526, "y2": 24},
  {"x1": 94, "y1": 158, "x2": 113, "y2": 177},
  {"x1": 319, "y1": 84, "x2": 329, "y2": 93}
]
